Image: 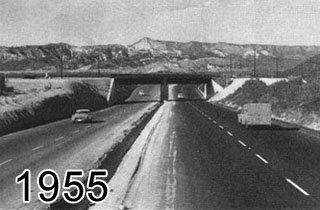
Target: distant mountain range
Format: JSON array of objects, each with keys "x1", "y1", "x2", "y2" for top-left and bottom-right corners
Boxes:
[
  {"x1": 1, "y1": 37, "x2": 320, "y2": 76},
  {"x1": 130, "y1": 37, "x2": 320, "y2": 60}
]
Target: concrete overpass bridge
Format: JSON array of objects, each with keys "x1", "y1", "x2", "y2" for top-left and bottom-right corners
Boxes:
[{"x1": 107, "y1": 73, "x2": 221, "y2": 102}]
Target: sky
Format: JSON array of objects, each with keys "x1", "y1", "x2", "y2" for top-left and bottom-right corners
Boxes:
[{"x1": 1, "y1": 0, "x2": 320, "y2": 46}]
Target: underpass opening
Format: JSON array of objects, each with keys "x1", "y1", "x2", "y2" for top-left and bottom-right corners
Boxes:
[
  {"x1": 111, "y1": 74, "x2": 216, "y2": 103},
  {"x1": 168, "y1": 84, "x2": 207, "y2": 101},
  {"x1": 124, "y1": 84, "x2": 161, "y2": 103}
]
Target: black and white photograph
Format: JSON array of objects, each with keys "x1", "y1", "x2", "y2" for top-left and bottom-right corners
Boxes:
[{"x1": 1, "y1": 0, "x2": 320, "y2": 209}]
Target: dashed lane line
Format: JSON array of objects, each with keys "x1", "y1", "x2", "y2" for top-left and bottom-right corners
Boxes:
[
  {"x1": 227, "y1": 131, "x2": 233, "y2": 136},
  {"x1": 0, "y1": 159, "x2": 12, "y2": 167},
  {"x1": 54, "y1": 136, "x2": 65, "y2": 142},
  {"x1": 191, "y1": 103, "x2": 312, "y2": 198},
  {"x1": 255, "y1": 154, "x2": 268, "y2": 164},
  {"x1": 285, "y1": 178, "x2": 310, "y2": 196},
  {"x1": 31, "y1": 145, "x2": 43, "y2": 152},
  {"x1": 73, "y1": 130, "x2": 80, "y2": 134},
  {"x1": 238, "y1": 140, "x2": 247, "y2": 147}
]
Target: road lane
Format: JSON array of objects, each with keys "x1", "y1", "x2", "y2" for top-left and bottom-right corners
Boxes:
[
  {"x1": 116, "y1": 84, "x2": 318, "y2": 209},
  {"x1": 191, "y1": 100, "x2": 320, "y2": 204},
  {"x1": 0, "y1": 85, "x2": 160, "y2": 209}
]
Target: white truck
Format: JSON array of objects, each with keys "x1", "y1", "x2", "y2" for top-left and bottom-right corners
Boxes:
[{"x1": 237, "y1": 103, "x2": 272, "y2": 128}]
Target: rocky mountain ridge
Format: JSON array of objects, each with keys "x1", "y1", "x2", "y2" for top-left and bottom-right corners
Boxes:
[{"x1": 1, "y1": 37, "x2": 320, "y2": 75}]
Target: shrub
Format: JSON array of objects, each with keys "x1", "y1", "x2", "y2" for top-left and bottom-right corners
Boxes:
[
  {"x1": 267, "y1": 80, "x2": 302, "y2": 110},
  {"x1": 228, "y1": 79, "x2": 269, "y2": 105},
  {"x1": 298, "y1": 79, "x2": 320, "y2": 113}
]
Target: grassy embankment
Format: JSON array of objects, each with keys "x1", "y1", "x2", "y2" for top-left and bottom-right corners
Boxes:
[{"x1": 0, "y1": 78, "x2": 134, "y2": 136}]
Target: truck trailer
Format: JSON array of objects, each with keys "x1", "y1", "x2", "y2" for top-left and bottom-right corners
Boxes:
[{"x1": 237, "y1": 103, "x2": 272, "y2": 128}]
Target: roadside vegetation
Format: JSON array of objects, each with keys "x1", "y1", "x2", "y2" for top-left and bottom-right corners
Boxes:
[
  {"x1": 0, "y1": 73, "x2": 13, "y2": 95},
  {"x1": 223, "y1": 78, "x2": 320, "y2": 129},
  {"x1": 0, "y1": 78, "x2": 136, "y2": 136}
]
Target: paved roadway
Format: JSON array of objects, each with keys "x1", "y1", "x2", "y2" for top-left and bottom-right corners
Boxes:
[
  {"x1": 122, "y1": 85, "x2": 320, "y2": 209},
  {"x1": 0, "y1": 85, "x2": 160, "y2": 209}
]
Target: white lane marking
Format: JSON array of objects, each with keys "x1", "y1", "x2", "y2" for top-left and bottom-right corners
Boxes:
[
  {"x1": 208, "y1": 117, "x2": 212, "y2": 120},
  {"x1": 255, "y1": 154, "x2": 268, "y2": 164},
  {"x1": 73, "y1": 130, "x2": 80, "y2": 134},
  {"x1": 212, "y1": 120, "x2": 217, "y2": 123},
  {"x1": 0, "y1": 159, "x2": 12, "y2": 167},
  {"x1": 86, "y1": 125, "x2": 91, "y2": 129},
  {"x1": 54, "y1": 136, "x2": 65, "y2": 142},
  {"x1": 219, "y1": 125, "x2": 224, "y2": 129},
  {"x1": 227, "y1": 131, "x2": 233, "y2": 136},
  {"x1": 238, "y1": 140, "x2": 247, "y2": 147},
  {"x1": 31, "y1": 145, "x2": 43, "y2": 151},
  {"x1": 285, "y1": 178, "x2": 310, "y2": 196}
]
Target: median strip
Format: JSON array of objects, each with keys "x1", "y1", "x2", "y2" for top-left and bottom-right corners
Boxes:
[
  {"x1": 31, "y1": 145, "x2": 43, "y2": 152},
  {"x1": 285, "y1": 178, "x2": 310, "y2": 196},
  {"x1": 255, "y1": 154, "x2": 268, "y2": 164},
  {"x1": 0, "y1": 159, "x2": 12, "y2": 167}
]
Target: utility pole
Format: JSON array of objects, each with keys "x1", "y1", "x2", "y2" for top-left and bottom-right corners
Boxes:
[
  {"x1": 275, "y1": 57, "x2": 279, "y2": 77},
  {"x1": 229, "y1": 54, "x2": 233, "y2": 76},
  {"x1": 97, "y1": 54, "x2": 101, "y2": 76},
  {"x1": 60, "y1": 50, "x2": 63, "y2": 79},
  {"x1": 95, "y1": 50, "x2": 102, "y2": 76},
  {"x1": 253, "y1": 48, "x2": 256, "y2": 77}
]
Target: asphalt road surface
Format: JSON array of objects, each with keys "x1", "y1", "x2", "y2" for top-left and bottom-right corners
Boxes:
[
  {"x1": 121, "y1": 84, "x2": 320, "y2": 209},
  {"x1": 0, "y1": 85, "x2": 160, "y2": 209}
]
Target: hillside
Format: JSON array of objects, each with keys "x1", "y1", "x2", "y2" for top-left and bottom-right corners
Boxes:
[
  {"x1": 130, "y1": 37, "x2": 320, "y2": 60},
  {"x1": 1, "y1": 37, "x2": 320, "y2": 75},
  {"x1": 282, "y1": 54, "x2": 320, "y2": 79},
  {"x1": 215, "y1": 78, "x2": 320, "y2": 131},
  {"x1": 130, "y1": 37, "x2": 320, "y2": 76},
  {"x1": 0, "y1": 43, "x2": 151, "y2": 71}
]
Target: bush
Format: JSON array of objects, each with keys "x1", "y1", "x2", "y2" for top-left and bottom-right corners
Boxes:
[
  {"x1": 228, "y1": 79, "x2": 269, "y2": 105},
  {"x1": 267, "y1": 80, "x2": 302, "y2": 110},
  {"x1": 226, "y1": 77, "x2": 320, "y2": 114},
  {"x1": 298, "y1": 79, "x2": 320, "y2": 112}
]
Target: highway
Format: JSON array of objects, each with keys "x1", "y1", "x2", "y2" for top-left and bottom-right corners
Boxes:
[
  {"x1": 110, "y1": 85, "x2": 320, "y2": 210},
  {"x1": 3, "y1": 82, "x2": 320, "y2": 209},
  {"x1": 0, "y1": 85, "x2": 160, "y2": 209}
]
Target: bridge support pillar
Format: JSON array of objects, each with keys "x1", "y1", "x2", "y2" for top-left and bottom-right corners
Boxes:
[
  {"x1": 107, "y1": 78, "x2": 116, "y2": 106},
  {"x1": 203, "y1": 84, "x2": 207, "y2": 99},
  {"x1": 206, "y1": 80, "x2": 214, "y2": 100},
  {"x1": 160, "y1": 79, "x2": 168, "y2": 101}
]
